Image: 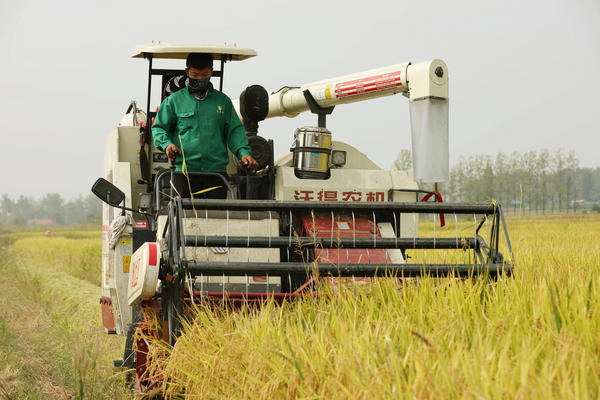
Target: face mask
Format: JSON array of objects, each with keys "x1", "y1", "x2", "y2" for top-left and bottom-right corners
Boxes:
[{"x1": 188, "y1": 77, "x2": 210, "y2": 100}]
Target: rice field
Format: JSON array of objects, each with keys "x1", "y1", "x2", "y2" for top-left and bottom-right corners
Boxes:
[
  {"x1": 0, "y1": 214, "x2": 598, "y2": 399},
  {"x1": 152, "y1": 214, "x2": 600, "y2": 399}
]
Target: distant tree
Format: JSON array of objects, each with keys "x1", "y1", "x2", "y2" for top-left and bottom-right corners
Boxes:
[
  {"x1": 424, "y1": 148, "x2": 594, "y2": 216},
  {"x1": 14, "y1": 195, "x2": 36, "y2": 224},
  {"x1": 84, "y1": 194, "x2": 102, "y2": 223},
  {"x1": 393, "y1": 149, "x2": 412, "y2": 171},
  {"x1": 522, "y1": 150, "x2": 537, "y2": 214},
  {"x1": 493, "y1": 153, "x2": 508, "y2": 207},
  {"x1": 580, "y1": 167, "x2": 600, "y2": 203},
  {"x1": 536, "y1": 149, "x2": 551, "y2": 214},
  {"x1": 565, "y1": 150, "x2": 579, "y2": 213},
  {"x1": 0, "y1": 194, "x2": 15, "y2": 222},
  {"x1": 42, "y1": 193, "x2": 65, "y2": 224}
]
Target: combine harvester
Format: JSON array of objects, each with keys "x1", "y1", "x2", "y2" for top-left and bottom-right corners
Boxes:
[{"x1": 91, "y1": 42, "x2": 512, "y2": 393}]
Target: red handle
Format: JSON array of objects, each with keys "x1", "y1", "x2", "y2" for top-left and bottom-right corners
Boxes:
[{"x1": 420, "y1": 190, "x2": 445, "y2": 227}]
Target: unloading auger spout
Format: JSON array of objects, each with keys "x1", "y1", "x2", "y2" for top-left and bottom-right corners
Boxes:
[{"x1": 235, "y1": 59, "x2": 449, "y2": 183}]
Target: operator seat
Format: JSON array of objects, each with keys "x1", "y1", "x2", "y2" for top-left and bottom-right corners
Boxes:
[{"x1": 162, "y1": 74, "x2": 188, "y2": 100}]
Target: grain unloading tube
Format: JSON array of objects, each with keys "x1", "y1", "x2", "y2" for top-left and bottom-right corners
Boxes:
[{"x1": 248, "y1": 60, "x2": 449, "y2": 183}]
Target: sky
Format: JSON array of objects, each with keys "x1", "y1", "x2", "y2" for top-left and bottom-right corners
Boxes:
[{"x1": 1, "y1": 0, "x2": 599, "y2": 198}]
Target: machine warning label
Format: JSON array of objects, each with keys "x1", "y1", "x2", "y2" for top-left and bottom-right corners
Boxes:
[
  {"x1": 334, "y1": 71, "x2": 402, "y2": 99},
  {"x1": 121, "y1": 240, "x2": 132, "y2": 255},
  {"x1": 121, "y1": 239, "x2": 132, "y2": 273},
  {"x1": 135, "y1": 221, "x2": 149, "y2": 229}
]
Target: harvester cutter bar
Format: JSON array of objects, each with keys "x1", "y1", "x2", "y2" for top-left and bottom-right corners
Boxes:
[
  {"x1": 180, "y1": 199, "x2": 496, "y2": 214},
  {"x1": 184, "y1": 236, "x2": 480, "y2": 249},
  {"x1": 185, "y1": 261, "x2": 511, "y2": 277}
]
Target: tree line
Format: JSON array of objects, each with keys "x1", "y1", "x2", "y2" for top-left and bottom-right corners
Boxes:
[
  {"x1": 394, "y1": 149, "x2": 600, "y2": 214},
  {"x1": 2, "y1": 148, "x2": 597, "y2": 225},
  {"x1": 0, "y1": 193, "x2": 101, "y2": 226}
]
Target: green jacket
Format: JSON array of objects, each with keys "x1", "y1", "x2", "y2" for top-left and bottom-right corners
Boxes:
[{"x1": 152, "y1": 84, "x2": 251, "y2": 172}]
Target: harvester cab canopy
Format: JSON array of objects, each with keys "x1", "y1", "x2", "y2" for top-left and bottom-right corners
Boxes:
[
  {"x1": 133, "y1": 41, "x2": 257, "y2": 122},
  {"x1": 131, "y1": 42, "x2": 257, "y2": 61}
]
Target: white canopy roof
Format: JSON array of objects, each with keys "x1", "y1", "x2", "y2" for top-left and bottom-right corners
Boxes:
[{"x1": 132, "y1": 42, "x2": 257, "y2": 61}]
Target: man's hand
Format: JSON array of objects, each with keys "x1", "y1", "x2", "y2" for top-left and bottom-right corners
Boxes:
[
  {"x1": 241, "y1": 155, "x2": 258, "y2": 171},
  {"x1": 165, "y1": 144, "x2": 180, "y2": 161}
]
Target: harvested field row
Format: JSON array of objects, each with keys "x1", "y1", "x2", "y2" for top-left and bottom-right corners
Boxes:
[{"x1": 0, "y1": 231, "x2": 126, "y2": 399}]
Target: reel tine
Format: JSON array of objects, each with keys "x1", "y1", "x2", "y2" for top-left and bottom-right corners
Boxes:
[
  {"x1": 194, "y1": 212, "x2": 198, "y2": 249},
  {"x1": 266, "y1": 273, "x2": 269, "y2": 294},
  {"x1": 222, "y1": 273, "x2": 225, "y2": 309},
  {"x1": 247, "y1": 209, "x2": 251, "y2": 263},
  {"x1": 473, "y1": 214, "x2": 477, "y2": 266},
  {"x1": 288, "y1": 209, "x2": 293, "y2": 247},
  {"x1": 372, "y1": 211, "x2": 377, "y2": 249},
  {"x1": 226, "y1": 209, "x2": 230, "y2": 263},
  {"x1": 351, "y1": 211, "x2": 356, "y2": 247},
  {"x1": 245, "y1": 274, "x2": 249, "y2": 302},
  {"x1": 484, "y1": 214, "x2": 489, "y2": 241},
  {"x1": 205, "y1": 208, "x2": 209, "y2": 260},
  {"x1": 433, "y1": 213, "x2": 436, "y2": 249},
  {"x1": 288, "y1": 274, "x2": 292, "y2": 294},
  {"x1": 268, "y1": 210, "x2": 272, "y2": 262},
  {"x1": 413, "y1": 213, "x2": 417, "y2": 249},
  {"x1": 454, "y1": 213, "x2": 458, "y2": 248},
  {"x1": 200, "y1": 273, "x2": 204, "y2": 306},
  {"x1": 188, "y1": 271, "x2": 194, "y2": 305},
  {"x1": 311, "y1": 208, "x2": 316, "y2": 239},
  {"x1": 392, "y1": 211, "x2": 398, "y2": 250},
  {"x1": 330, "y1": 210, "x2": 335, "y2": 247}
]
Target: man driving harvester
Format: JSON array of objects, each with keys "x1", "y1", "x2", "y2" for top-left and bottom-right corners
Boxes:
[{"x1": 152, "y1": 52, "x2": 258, "y2": 199}]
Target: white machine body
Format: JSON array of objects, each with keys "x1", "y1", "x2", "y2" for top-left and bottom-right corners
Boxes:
[
  {"x1": 127, "y1": 242, "x2": 160, "y2": 306},
  {"x1": 100, "y1": 43, "x2": 451, "y2": 336}
]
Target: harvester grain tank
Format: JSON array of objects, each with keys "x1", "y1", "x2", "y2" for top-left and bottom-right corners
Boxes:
[{"x1": 91, "y1": 42, "x2": 513, "y2": 393}]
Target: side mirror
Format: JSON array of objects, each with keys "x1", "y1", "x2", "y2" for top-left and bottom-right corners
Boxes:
[{"x1": 91, "y1": 178, "x2": 125, "y2": 206}]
